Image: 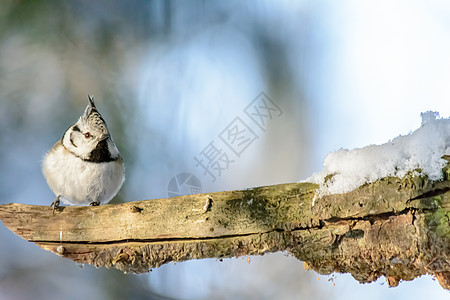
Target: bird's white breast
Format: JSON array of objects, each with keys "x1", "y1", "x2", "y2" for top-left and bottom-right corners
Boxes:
[{"x1": 42, "y1": 141, "x2": 125, "y2": 205}]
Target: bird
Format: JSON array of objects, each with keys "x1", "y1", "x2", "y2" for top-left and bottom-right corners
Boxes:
[{"x1": 42, "y1": 95, "x2": 125, "y2": 212}]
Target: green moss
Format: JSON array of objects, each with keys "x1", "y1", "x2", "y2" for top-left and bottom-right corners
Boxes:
[
  {"x1": 398, "y1": 169, "x2": 428, "y2": 190},
  {"x1": 416, "y1": 195, "x2": 442, "y2": 210},
  {"x1": 324, "y1": 173, "x2": 336, "y2": 186},
  {"x1": 426, "y1": 208, "x2": 450, "y2": 238},
  {"x1": 433, "y1": 195, "x2": 442, "y2": 203},
  {"x1": 443, "y1": 163, "x2": 450, "y2": 181}
]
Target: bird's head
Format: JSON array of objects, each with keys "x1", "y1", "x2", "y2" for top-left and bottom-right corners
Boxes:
[{"x1": 62, "y1": 95, "x2": 120, "y2": 162}]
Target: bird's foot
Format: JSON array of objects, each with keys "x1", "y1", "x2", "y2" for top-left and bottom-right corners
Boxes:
[
  {"x1": 89, "y1": 201, "x2": 100, "y2": 206},
  {"x1": 50, "y1": 195, "x2": 61, "y2": 215}
]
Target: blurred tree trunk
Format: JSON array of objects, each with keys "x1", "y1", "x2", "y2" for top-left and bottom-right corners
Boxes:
[{"x1": 0, "y1": 169, "x2": 449, "y2": 289}]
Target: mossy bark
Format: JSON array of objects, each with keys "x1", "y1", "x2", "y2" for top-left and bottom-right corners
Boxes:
[{"x1": 0, "y1": 173, "x2": 449, "y2": 289}]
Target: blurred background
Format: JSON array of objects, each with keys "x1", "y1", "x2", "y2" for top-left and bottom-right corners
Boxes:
[{"x1": 1, "y1": 0, "x2": 450, "y2": 299}]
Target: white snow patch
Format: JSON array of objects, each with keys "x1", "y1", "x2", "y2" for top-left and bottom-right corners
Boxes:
[{"x1": 306, "y1": 111, "x2": 450, "y2": 198}]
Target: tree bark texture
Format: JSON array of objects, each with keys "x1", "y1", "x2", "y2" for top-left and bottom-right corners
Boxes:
[{"x1": 0, "y1": 169, "x2": 449, "y2": 289}]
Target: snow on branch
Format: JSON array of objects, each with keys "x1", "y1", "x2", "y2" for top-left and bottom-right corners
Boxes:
[{"x1": 308, "y1": 111, "x2": 450, "y2": 196}]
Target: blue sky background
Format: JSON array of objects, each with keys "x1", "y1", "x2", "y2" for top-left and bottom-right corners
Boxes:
[{"x1": 0, "y1": 1, "x2": 449, "y2": 299}]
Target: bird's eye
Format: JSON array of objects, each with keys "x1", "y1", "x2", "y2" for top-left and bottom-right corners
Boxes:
[{"x1": 84, "y1": 132, "x2": 91, "y2": 139}]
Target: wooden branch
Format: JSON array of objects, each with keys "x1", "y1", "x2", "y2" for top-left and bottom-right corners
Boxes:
[{"x1": 1, "y1": 171, "x2": 449, "y2": 289}]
